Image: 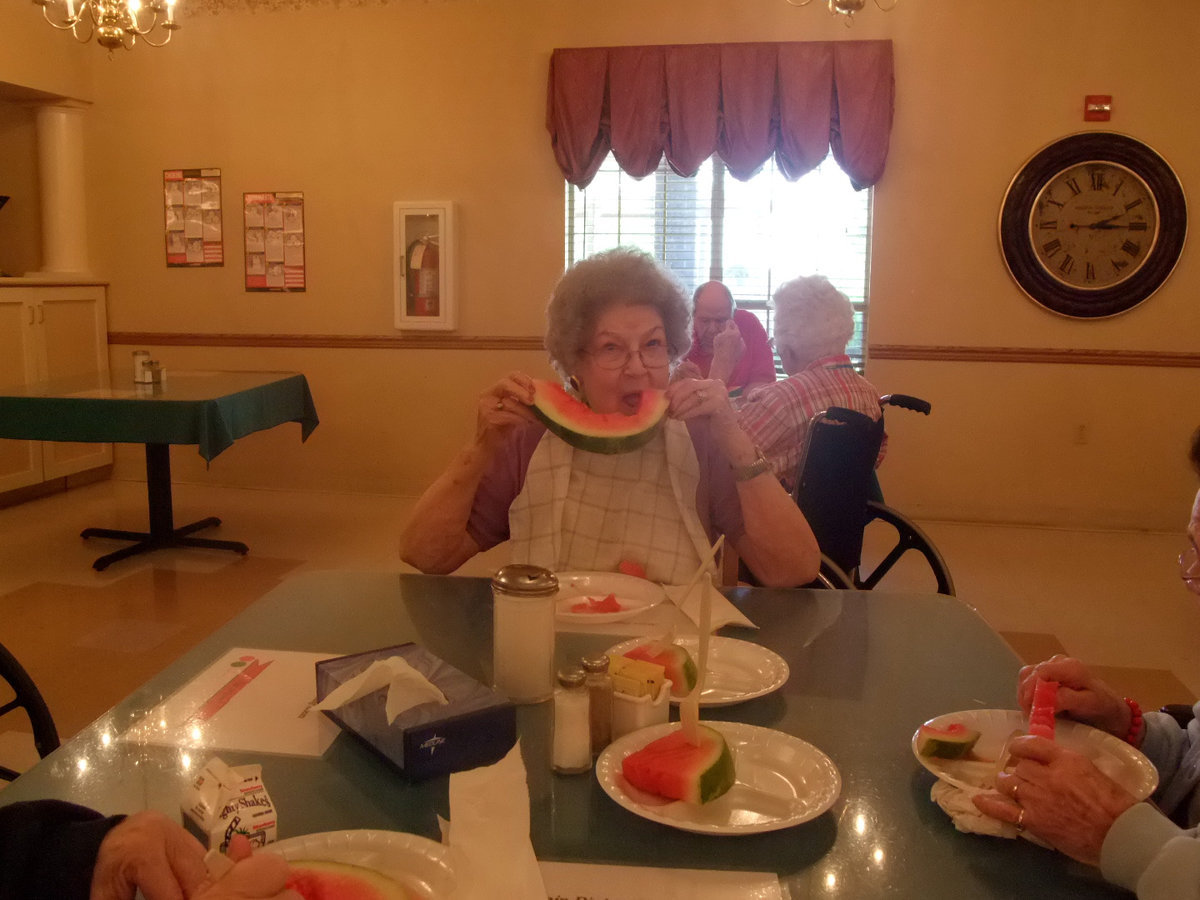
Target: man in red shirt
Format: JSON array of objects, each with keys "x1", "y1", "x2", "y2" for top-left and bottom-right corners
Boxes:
[{"x1": 678, "y1": 281, "x2": 776, "y2": 397}]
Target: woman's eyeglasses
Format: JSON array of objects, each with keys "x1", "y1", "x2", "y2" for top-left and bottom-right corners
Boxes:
[
  {"x1": 1180, "y1": 539, "x2": 1200, "y2": 594},
  {"x1": 586, "y1": 342, "x2": 671, "y2": 371}
]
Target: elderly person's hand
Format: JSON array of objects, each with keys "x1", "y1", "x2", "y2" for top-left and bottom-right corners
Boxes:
[
  {"x1": 671, "y1": 360, "x2": 703, "y2": 382},
  {"x1": 475, "y1": 372, "x2": 538, "y2": 451},
  {"x1": 665, "y1": 377, "x2": 735, "y2": 425},
  {"x1": 89, "y1": 810, "x2": 209, "y2": 900},
  {"x1": 1016, "y1": 655, "x2": 1133, "y2": 741},
  {"x1": 972, "y1": 734, "x2": 1138, "y2": 866},
  {"x1": 709, "y1": 321, "x2": 745, "y2": 385},
  {"x1": 191, "y1": 848, "x2": 298, "y2": 900}
]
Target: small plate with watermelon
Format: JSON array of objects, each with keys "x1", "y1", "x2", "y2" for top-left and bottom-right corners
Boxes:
[
  {"x1": 271, "y1": 829, "x2": 456, "y2": 899},
  {"x1": 554, "y1": 571, "x2": 667, "y2": 624},
  {"x1": 606, "y1": 636, "x2": 789, "y2": 706},
  {"x1": 912, "y1": 708, "x2": 1158, "y2": 799},
  {"x1": 596, "y1": 721, "x2": 841, "y2": 834}
]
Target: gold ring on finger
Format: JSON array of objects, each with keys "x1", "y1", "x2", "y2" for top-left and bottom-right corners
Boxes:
[
  {"x1": 1016, "y1": 808, "x2": 1025, "y2": 830},
  {"x1": 495, "y1": 399, "x2": 505, "y2": 410}
]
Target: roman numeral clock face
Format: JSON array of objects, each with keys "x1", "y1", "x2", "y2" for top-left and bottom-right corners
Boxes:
[{"x1": 999, "y1": 133, "x2": 1186, "y2": 318}]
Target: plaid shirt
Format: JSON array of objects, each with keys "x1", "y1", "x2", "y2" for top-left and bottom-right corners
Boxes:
[{"x1": 736, "y1": 354, "x2": 886, "y2": 488}]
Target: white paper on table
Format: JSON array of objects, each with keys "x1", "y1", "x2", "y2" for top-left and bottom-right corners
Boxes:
[
  {"x1": 540, "y1": 860, "x2": 784, "y2": 900},
  {"x1": 122, "y1": 647, "x2": 338, "y2": 757},
  {"x1": 441, "y1": 742, "x2": 545, "y2": 900},
  {"x1": 664, "y1": 579, "x2": 757, "y2": 631}
]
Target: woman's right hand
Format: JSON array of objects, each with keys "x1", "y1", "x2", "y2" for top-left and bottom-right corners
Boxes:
[
  {"x1": 1016, "y1": 655, "x2": 1132, "y2": 740},
  {"x1": 475, "y1": 372, "x2": 538, "y2": 448}
]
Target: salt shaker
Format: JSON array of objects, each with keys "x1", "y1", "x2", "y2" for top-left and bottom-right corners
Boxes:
[
  {"x1": 551, "y1": 667, "x2": 591, "y2": 774},
  {"x1": 491, "y1": 564, "x2": 558, "y2": 704},
  {"x1": 581, "y1": 654, "x2": 613, "y2": 756},
  {"x1": 132, "y1": 350, "x2": 151, "y2": 383}
]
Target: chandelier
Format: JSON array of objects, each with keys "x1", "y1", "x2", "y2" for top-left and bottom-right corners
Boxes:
[
  {"x1": 32, "y1": 0, "x2": 179, "y2": 51},
  {"x1": 785, "y1": 0, "x2": 899, "y2": 22}
]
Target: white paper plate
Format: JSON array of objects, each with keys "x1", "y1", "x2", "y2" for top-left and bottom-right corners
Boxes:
[
  {"x1": 912, "y1": 708, "x2": 1158, "y2": 799},
  {"x1": 269, "y1": 829, "x2": 456, "y2": 899},
  {"x1": 554, "y1": 571, "x2": 666, "y2": 624},
  {"x1": 605, "y1": 636, "x2": 789, "y2": 707},
  {"x1": 596, "y1": 721, "x2": 840, "y2": 834}
]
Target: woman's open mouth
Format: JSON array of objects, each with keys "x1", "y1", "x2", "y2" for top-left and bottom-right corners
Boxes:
[{"x1": 619, "y1": 392, "x2": 643, "y2": 414}]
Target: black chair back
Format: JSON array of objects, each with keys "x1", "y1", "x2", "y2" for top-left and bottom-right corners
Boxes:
[
  {"x1": 0, "y1": 641, "x2": 60, "y2": 781},
  {"x1": 792, "y1": 407, "x2": 885, "y2": 577}
]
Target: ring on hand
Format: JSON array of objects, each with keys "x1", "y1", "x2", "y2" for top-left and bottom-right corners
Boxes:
[
  {"x1": 495, "y1": 399, "x2": 505, "y2": 410},
  {"x1": 696, "y1": 390, "x2": 708, "y2": 401},
  {"x1": 1011, "y1": 782, "x2": 1020, "y2": 803},
  {"x1": 1016, "y1": 808, "x2": 1025, "y2": 830}
]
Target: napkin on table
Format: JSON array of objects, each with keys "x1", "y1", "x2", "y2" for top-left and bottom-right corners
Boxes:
[
  {"x1": 440, "y1": 742, "x2": 545, "y2": 900},
  {"x1": 312, "y1": 656, "x2": 447, "y2": 724},
  {"x1": 664, "y1": 578, "x2": 756, "y2": 631},
  {"x1": 930, "y1": 779, "x2": 1050, "y2": 847}
]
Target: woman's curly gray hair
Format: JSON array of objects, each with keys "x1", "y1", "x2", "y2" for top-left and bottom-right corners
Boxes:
[
  {"x1": 771, "y1": 275, "x2": 855, "y2": 361},
  {"x1": 544, "y1": 248, "x2": 691, "y2": 377}
]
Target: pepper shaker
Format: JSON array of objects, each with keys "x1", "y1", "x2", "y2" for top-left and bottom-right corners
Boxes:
[{"x1": 581, "y1": 654, "x2": 613, "y2": 756}]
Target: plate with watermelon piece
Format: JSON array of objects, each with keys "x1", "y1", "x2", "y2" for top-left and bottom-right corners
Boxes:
[
  {"x1": 605, "y1": 636, "x2": 789, "y2": 706},
  {"x1": 554, "y1": 571, "x2": 667, "y2": 624},
  {"x1": 912, "y1": 708, "x2": 1158, "y2": 799},
  {"x1": 596, "y1": 721, "x2": 841, "y2": 834},
  {"x1": 271, "y1": 829, "x2": 457, "y2": 899}
]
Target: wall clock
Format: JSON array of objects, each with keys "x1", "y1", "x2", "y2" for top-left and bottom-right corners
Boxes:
[{"x1": 998, "y1": 131, "x2": 1187, "y2": 318}]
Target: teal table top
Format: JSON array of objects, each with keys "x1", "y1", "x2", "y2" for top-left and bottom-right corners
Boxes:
[
  {"x1": 0, "y1": 370, "x2": 319, "y2": 460},
  {"x1": 0, "y1": 572, "x2": 1128, "y2": 898}
]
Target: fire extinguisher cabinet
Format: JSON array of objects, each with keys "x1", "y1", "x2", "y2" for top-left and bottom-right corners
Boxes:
[{"x1": 394, "y1": 201, "x2": 455, "y2": 331}]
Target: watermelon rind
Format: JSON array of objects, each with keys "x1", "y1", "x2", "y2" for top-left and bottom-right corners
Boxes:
[
  {"x1": 916, "y1": 723, "x2": 981, "y2": 759},
  {"x1": 623, "y1": 640, "x2": 697, "y2": 697},
  {"x1": 622, "y1": 724, "x2": 735, "y2": 805},
  {"x1": 530, "y1": 379, "x2": 668, "y2": 455}
]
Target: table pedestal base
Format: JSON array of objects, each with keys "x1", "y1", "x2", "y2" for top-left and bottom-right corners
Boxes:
[{"x1": 80, "y1": 443, "x2": 250, "y2": 572}]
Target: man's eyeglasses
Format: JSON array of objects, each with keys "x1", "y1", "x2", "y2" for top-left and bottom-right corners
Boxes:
[
  {"x1": 1180, "y1": 539, "x2": 1200, "y2": 594},
  {"x1": 585, "y1": 341, "x2": 671, "y2": 371}
]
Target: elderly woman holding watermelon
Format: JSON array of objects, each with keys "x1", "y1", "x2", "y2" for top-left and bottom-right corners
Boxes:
[
  {"x1": 401, "y1": 247, "x2": 819, "y2": 587},
  {"x1": 972, "y1": 427, "x2": 1200, "y2": 899}
]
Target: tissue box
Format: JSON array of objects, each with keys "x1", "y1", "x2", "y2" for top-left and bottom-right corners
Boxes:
[{"x1": 315, "y1": 642, "x2": 516, "y2": 780}]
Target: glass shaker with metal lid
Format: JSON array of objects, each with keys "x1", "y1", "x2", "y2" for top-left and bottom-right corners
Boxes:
[{"x1": 490, "y1": 564, "x2": 558, "y2": 704}]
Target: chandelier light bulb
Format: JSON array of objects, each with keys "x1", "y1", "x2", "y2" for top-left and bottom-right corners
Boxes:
[{"x1": 32, "y1": 0, "x2": 180, "y2": 51}]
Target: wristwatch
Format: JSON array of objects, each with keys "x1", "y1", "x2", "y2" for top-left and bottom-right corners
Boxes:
[{"x1": 732, "y1": 451, "x2": 770, "y2": 482}]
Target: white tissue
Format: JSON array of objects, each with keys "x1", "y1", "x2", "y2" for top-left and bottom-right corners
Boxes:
[
  {"x1": 442, "y1": 742, "x2": 545, "y2": 900},
  {"x1": 664, "y1": 579, "x2": 757, "y2": 631},
  {"x1": 930, "y1": 780, "x2": 1049, "y2": 847},
  {"x1": 312, "y1": 656, "x2": 447, "y2": 724}
]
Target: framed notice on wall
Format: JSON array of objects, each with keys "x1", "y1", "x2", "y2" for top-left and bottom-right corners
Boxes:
[
  {"x1": 244, "y1": 191, "x2": 306, "y2": 292},
  {"x1": 394, "y1": 201, "x2": 455, "y2": 331},
  {"x1": 164, "y1": 168, "x2": 223, "y2": 266}
]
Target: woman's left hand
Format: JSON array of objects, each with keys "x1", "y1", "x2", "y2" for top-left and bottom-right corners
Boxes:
[
  {"x1": 972, "y1": 734, "x2": 1138, "y2": 866},
  {"x1": 665, "y1": 378, "x2": 731, "y2": 422}
]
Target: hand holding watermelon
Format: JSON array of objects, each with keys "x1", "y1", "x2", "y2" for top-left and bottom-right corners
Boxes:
[
  {"x1": 477, "y1": 372, "x2": 538, "y2": 448},
  {"x1": 1016, "y1": 656, "x2": 1132, "y2": 741}
]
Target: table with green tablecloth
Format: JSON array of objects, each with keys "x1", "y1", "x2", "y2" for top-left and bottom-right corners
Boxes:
[
  {"x1": 0, "y1": 572, "x2": 1133, "y2": 898},
  {"x1": 0, "y1": 370, "x2": 318, "y2": 570}
]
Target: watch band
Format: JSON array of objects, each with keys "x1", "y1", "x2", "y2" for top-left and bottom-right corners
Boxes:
[{"x1": 732, "y1": 452, "x2": 770, "y2": 482}]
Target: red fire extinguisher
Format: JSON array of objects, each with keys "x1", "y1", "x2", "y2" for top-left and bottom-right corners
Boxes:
[{"x1": 407, "y1": 236, "x2": 440, "y2": 316}]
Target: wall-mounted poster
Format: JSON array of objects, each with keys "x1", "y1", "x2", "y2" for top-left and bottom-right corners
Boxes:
[
  {"x1": 164, "y1": 168, "x2": 223, "y2": 267},
  {"x1": 244, "y1": 191, "x2": 306, "y2": 292}
]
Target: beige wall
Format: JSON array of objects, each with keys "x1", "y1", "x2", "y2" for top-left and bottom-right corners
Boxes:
[{"x1": 3, "y1": 0, "x2": 1199, "y2": 530}]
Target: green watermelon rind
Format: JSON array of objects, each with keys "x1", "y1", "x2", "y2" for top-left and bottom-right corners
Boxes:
[
  {"x1": 530, "y1": 380, "x2": 668, "y2": 455},
  {"x1": 623, "y1": 641, "x2": 698, "y2": 698},
  {"x1": 622, "y1": 724, "x2": 736, "y2": 805},
  {"x1": 916, "y1": 723, "x2": 981, "y2": 759}
]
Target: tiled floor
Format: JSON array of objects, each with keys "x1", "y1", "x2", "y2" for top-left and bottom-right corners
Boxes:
[{"x1": 1, "y1": 477, "x2": 1196, "y2": 778}]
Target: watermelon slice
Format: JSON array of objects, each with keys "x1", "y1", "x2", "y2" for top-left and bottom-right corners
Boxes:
[
  {"x1": 285, "y1": 860, "x2": 410, "y2": 900},
  {"x1": 530, "y1": 379, "x2": 668, "y2": 455},
  {"x1": 622, "y1": 640, "x2": 697, "y2": 698},
  {"x1": 622, "y1": 724, "x2": 736, "y2": 804},
  {"x1": 1029, "y1": 678, "x2": 1058, "y2": 740},
  {"x1": 618, "y1": 560, "x2": 647, "y2": 579},
  {"x1": 916, "y1": 722, "x2": 981, "y2": 759}
]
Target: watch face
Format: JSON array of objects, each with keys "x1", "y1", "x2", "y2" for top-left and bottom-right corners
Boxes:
[
  {"x1": 1030, "y1": 162, "x2": 1158, "y2": 290},
  {"x1": 999, "y1": 132, "x2": 1187, "y2": 318}
]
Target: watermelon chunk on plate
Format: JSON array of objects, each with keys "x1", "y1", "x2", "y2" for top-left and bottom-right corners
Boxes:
[
  {"x1": 622, "y1": 640, "x2": 697, "y2": 698},
  {"x1": 285, "y1": 860, "x2": 411, "y2": 900},
  {"x1": 915, "y1": 722, "x2": 981, "y2": 759},
  {"x1": 621, "y1": 723, "x2": 735, "y2": 804}
]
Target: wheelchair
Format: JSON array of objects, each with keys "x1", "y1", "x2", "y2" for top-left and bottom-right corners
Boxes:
[
  {"x1": 0, "y1": 641, "x2": 60, "y2": 781},
  {"x1": 738, "y1": 394, "x2": 955, "y2": 595}
]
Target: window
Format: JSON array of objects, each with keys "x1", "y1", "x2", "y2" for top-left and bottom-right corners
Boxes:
[{"x1": 565, "y1": 153, "x2": 873, "y2": 366}]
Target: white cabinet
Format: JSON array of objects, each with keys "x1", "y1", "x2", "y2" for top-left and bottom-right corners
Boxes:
[{"x1": 0, "y1": 283, "x2": 112, "y2": 493}]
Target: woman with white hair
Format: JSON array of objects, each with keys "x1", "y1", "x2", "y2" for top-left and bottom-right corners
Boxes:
[
  {"x1": 736, "y1": 275, "x2": 885, "y2": 490},
  {"x1": 401, "y1": 248, "x2": 819, "y2": 587}
]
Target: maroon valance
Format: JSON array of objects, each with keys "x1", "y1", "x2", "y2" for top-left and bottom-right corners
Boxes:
[{"x1": 546, "y1": 40, "x2": 894, "y2": 190}]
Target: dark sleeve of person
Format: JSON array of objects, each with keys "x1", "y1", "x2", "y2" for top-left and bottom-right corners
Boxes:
[{"x1": 0, "y1": 799, "x2": 125, "y2": 900}]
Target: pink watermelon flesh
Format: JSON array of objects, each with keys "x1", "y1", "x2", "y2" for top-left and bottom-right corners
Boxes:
[
  {"x1": 1029, "y1": 678, "x2": 1059, "y2": 740},
  {"x1": 623, "y1": 641, "x2": 697, "y2": 697},
  {"x1": 530, "y1": 379, "x2": 668, "y2": 455},
  {"x1": 285, "y1": 860, "x2": 410, "y2": 900},
  {"x1": 623, "y1": 724, "x2": 735, "y2": 804}
]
